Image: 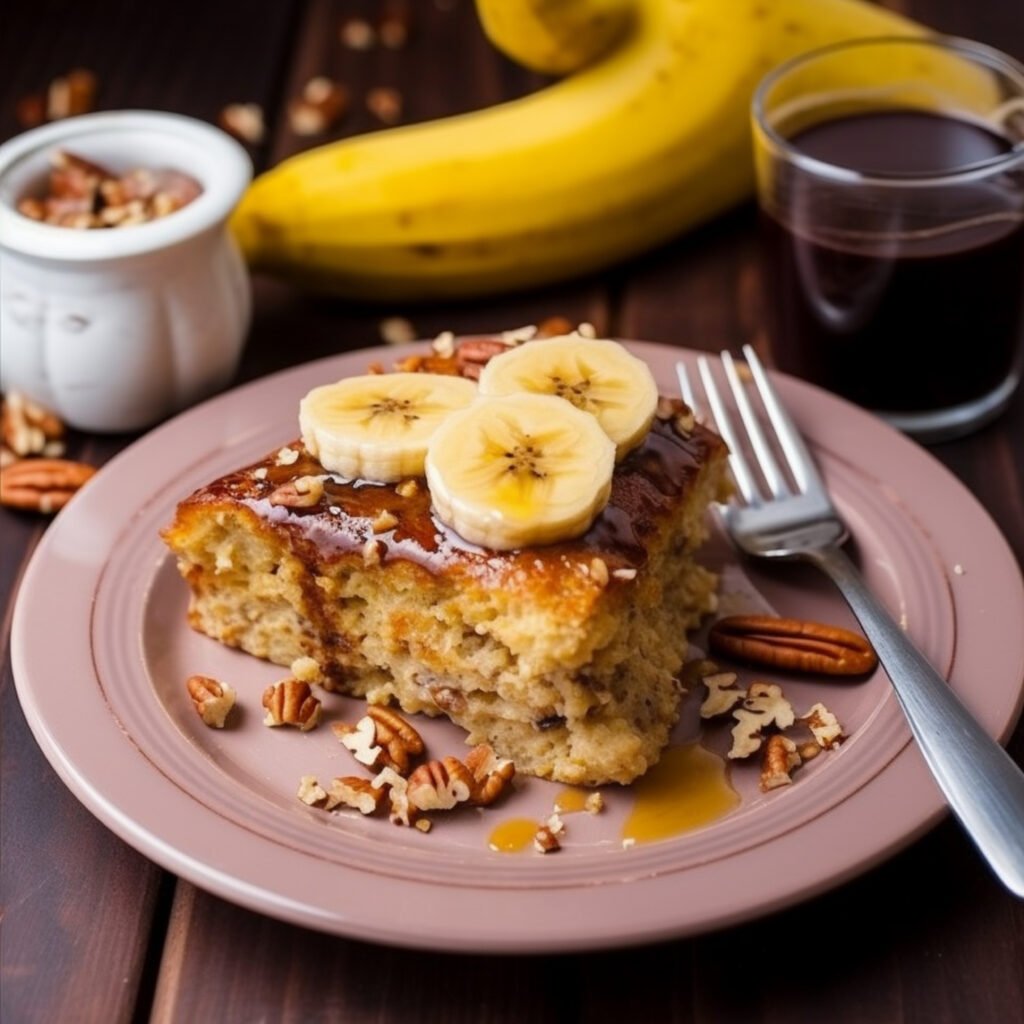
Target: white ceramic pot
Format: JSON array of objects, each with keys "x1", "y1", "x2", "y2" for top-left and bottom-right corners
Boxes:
[{"x1": 0, "y1": 111, "x2": 253, "y2": 432}]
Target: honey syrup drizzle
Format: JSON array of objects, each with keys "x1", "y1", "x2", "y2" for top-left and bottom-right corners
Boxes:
[
  {"x1": 552, "y1": 787, "x2": 590, "y2": 814},
  {"x1": 488, "y1": 818, "x2": 539, "y2": 853},
  {"x1": 622, "y1": 743, "x2": 739, "y2": 845},
  {"x1": 488, "y1": 747, "x2": 737, "y2": 852}
]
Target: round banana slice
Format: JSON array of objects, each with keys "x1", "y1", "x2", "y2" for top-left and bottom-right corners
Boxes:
[
  {"x1": 425, "y1": 393, "x2": 615, "y2": 551},
  {"x1": 299, "y1": 373, "x2": 477, "y2": 482},
  {"x1": 477, "y1": 336, "x2": 658, "y2": 460}
]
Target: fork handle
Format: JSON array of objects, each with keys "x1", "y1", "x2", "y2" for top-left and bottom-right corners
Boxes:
[{"x1": 806, "y1": 543, "x2": 1024, "y2": 898}]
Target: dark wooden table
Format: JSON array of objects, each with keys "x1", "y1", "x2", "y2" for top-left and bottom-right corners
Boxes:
[{"x1": 3, "y1": 2, "x2": 1023, "y2": 1021}]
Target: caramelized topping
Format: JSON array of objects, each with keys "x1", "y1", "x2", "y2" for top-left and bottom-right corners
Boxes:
[{"x1": 189, "y1": 400, "x2": 718, "y2": 578}]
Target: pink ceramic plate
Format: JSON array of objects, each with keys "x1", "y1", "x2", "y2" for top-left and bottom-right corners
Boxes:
[{"x1": 12, "y1": 342, "x2": 1024, "y2": 952}]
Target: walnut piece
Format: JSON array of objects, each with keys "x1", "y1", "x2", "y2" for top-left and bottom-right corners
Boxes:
[
  {"x1": 262, "y1": 679, "x2": 322, "y2": 731},
  {"x1": 186, "y1": 675, "x2": 236, "y2": 728}
]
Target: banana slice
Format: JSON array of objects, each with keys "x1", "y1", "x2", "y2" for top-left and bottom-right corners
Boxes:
[
  {"x1": 299, "y1": 373, "x2": 477, "y2": 482},
  {"x1": 477, "y1": 336, "x2": 658, "y2": 460},
  {"x1": 425, "y1": 393, "x2": 615, "y2": 551}
]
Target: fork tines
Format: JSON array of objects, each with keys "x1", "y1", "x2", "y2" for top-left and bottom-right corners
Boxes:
[{"x1": 676, "y1": 345, "x2": 826, "y2": 507}]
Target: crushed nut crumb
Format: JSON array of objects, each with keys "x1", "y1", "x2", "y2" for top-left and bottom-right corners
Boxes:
[
  {"x1": 584, "y1": 792, "x2": 604, "y2": 815},
  {"x1": 362, "y1": 537, "x2": 384, "y2": 566},
  {"x1": 801, "y1": 702, "x2": 843, "y2": 749},
  {"x1": 379, "y1": 4, "x2": 412, "y2": 49},
  {"x1": 533, "y1": 825, "x2": 561, "y2": 853},
  {"x1": 499, "y1": 324, "x2": 538, "y2": 345},
  {"x1": 297, "y1": 775, "x2": 329, "y2": 808},
  {"x1": 431, "y1": 330, "x2": 456, "y2": 358},
  {"x1": 290, "y1": 656, "x2": 321, "y2": 684},
  {"x1": 611, "y1": 567, "x2": 637, "y2": 581},
  {"x1": 577, "y1": 322, "x2": 597, "y2": 338},
  {"x1": 372, "y1": 510, "x2": 399, "y2": 534},
  {"x1": 367, "y1": 86, "x2": 402, "y2": 125},
  {"x1": 219, "y1": 102, "x2": 266, "y2": 144},
  {"x1": 589, "y1": 557, "x2": 609, "y2": 587},
  {"x1": 395, "y1": 479, "x2": 418, "y2": 498},
  {"x1": 253, "y1": 467, "x2": 268, "y2": 480},
  {"x1": 379, "y1": 316, "x2": 417, "y2": 345},
  {"x1": 415, "y1": 818, "x2": 432, "y2": 833},
  {"x1": 275, "y1": 446, "x2": 300, "y2": 466},
  {"x1": 536, "y1": 316, "x2": 574, "y2": 338},
  {"x1": 340, "y1": 17, "x2": 376, "y2": 49}
]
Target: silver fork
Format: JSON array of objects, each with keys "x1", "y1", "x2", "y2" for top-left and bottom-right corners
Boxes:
[{"x1": 679, "y1": 344, "x2": 1024, "y2": 897}]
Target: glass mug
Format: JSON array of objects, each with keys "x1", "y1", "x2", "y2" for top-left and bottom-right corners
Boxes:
[{"x1": 752, "y1": 36, "x2": 1024, "y2": 442}]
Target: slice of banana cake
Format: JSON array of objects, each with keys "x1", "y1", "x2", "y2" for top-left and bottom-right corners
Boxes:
[{"x1": 162, "y1": 335, "x2": 729, "y2": 784}]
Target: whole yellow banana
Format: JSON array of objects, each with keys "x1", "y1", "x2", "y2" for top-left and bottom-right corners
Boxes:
[{"x1": 232, "y1": 0, "x2": 924, "y2": 301}]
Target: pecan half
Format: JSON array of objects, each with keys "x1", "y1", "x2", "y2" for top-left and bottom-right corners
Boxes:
[
  {"x1": 708, "y1": 615, "x2": 877, "y2": 676},
  {"x1": 407, "y1": 757, "x2": 474, "y2": 811},
  {"x1": 0, "y1": 458, "x2": 95, "y2": 513},
  {"x1": 262, "y1": 678, "x2": 322, "y2": 730}
]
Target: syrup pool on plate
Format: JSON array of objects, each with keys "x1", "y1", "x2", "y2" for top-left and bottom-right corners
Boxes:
[
  {"x1": 488, "y1": 818, "x2": 540, "y2": 853},
  {"x1": 622, "y1": 743, "x2": 739, "y2": 845}
]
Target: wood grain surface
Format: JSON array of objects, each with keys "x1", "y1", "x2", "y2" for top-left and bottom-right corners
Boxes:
[{"x1": 2, "y1": 2, "x2": 1023, "y2": 1022}]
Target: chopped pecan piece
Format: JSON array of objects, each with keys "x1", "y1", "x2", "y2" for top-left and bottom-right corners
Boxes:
[
  {"x1": 333, "y1": 706, "x2": 424, "y2": 775},
  {"x1": 728, "y1": 682, "x2": 795, "y2": 759},
  {"x1": 464, "y1": 743, "x2": 515, "y2": 806},
  {"x1": 699, "y1": 671, "x2": 744, "y2": 719},
  {"x1": 760, "y1": 735, "x2": 802, "y2": 791},
  {"x1": 327, "y1": 776, "x2": 387, "y2": 815},
  {"x1": 186, "y1": 675, "x2": 236, "y2": 728},
  {"x1": 1, "y1": 392, "x2": 65, "y2": 457}
]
